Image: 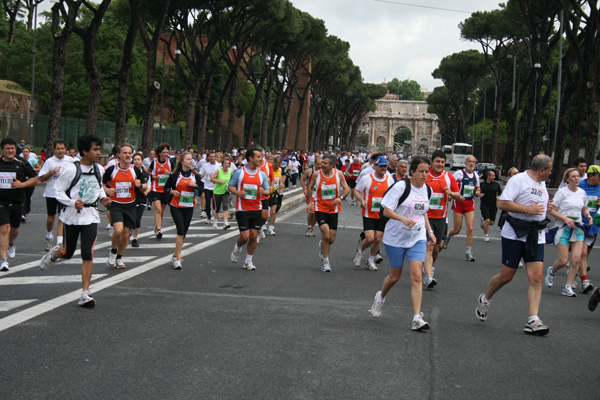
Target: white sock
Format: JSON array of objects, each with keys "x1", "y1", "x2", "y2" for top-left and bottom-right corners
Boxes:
[
  {"x1": 46, "y1": 231, "x2": 53, "y2": 240},
  {"x1": 413, "y1": 314, "x2": 421, "y2": 321},
  {"x1": 56, "y1": 236, "x2": 63, "y2": 245},
  {"x1": 466, "y1": 246, "x2": 472, "y2": 253},
  {"x1": 323, "y1": 257, "x2": 329, "y2": 262},
  {"x1": 245, "y1": 254, "x2": 253, "y2": 262},
  {"x1": 234, "y1": 244, "x2": 242, "y2": 252},
  {"x1": 481, "y1": 294, "x2": 490, "y2": 304},
  {"x1": 528, "y1": 315, "x2": 538, "y2": 323}
]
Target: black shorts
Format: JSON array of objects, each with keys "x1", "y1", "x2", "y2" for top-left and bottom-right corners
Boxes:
[
  {"x1": 151, "y1": 191, "x2": 172, "y2": 205},
  {"x1": 501, "y1": 237, "x2": 544, "y2": 269},
  {"x1": 429, "y1": 217, "x2": 447, "y2": 244},
  {"x1": 46, "y1": 197, "x2": 63, "y2": 216},
  {"x1": 235, "y1": 210, "x2": 262, "y2": 232},
  {"x1": 362, "y1": 216, "x2": 387, "y2": 232},
  {"x1": 348, "y1": 179, "x2": 357, "y2": 189},
  {"x1": 135, "y1": 203, "x2": 146, "y2": 229},
  {"x1": 109, "y1": 202, "x2": 136, "y2": 229},
  {"x1": 481, "y1": 206, "x2": 498, "y2": 222},
  {"x1": 315, "y1": 211, "x2": 339, "y2": 230},
  {"x1": 62, "y1": 223, "x2": 98, "y2": 261},
  {"x1": 269, "y1": 193, "x2": 283, "y2": 213},
  {"x1": 0, "y1": 201, "x2": 22, "y2": 228},
  {"x1": 261, "y1": 199, "x2": 269, "y2": 211}
]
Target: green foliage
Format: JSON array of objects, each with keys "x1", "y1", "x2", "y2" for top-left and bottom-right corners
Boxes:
[
  {"x1": 394, "y1": 127, "x2": 411, "y2": 144},
  {"x1": 386, "y1": 78, "x2": 425, "y2": 100}
]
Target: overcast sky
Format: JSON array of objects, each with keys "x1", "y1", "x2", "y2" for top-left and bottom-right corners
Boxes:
[{"x1": 290, "y1": 0, "x2": 501, "y2": 91}]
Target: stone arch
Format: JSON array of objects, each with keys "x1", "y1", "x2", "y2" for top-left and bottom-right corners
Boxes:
[
  {"x1": 393, "y1": 125, "x2": 412, "y2": 145},
  {"x1": 375, "y1": 136, "x2": 387, "y2": 150}
]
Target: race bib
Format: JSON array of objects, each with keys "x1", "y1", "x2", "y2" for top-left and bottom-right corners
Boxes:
[
  {"x1": 353, "y1": 170, "x2": 360, "y2": 176},
  {"x1": 179, "y1": 190, "x2": 194, "y2": 207},
  {"x1": 291, "y1": 169, "x2": 298, "y2": 174},
  {"x1": 273, "y1": 177, "x2": 280, "y2": 190},
  {"x1": 588, "y1": 195, "x2": 598, "y2": 212},
  {"x1": 430, "y1": 192, "x2": 444, "y2": 210},
  {"x1": 371, "y1": 197, "x2": 382, "y2": 212},
  {"x1": 115, "y1": 182, "x2": 132, "y2": 199},
  {"x1": 463, "y1": 184, "x2": 475, "y2": 197},
  {"x1": 157, "y1": 174, "x2": 169, "y2": 186},
  {"x1": 0, "y1": 172, "x2": 16, "y2": 189},
  {"x1": 243, "y1": 183, "x2": 258, "y2": 200},
  {"x1": 321, "y1": 183, "x2": 337, "y2": 200}
]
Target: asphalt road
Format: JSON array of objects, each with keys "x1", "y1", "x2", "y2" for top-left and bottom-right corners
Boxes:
[{"x1": 1, "y1": 186, "x2": 599, "y2": 400}]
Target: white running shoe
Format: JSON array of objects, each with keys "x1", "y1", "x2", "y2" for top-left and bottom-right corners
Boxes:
[
  {"x1": 44, "y1": 235, "x2": 53, "y2": 251},
  {"x1": 78, "y1": 290, "x2": 95, "y2": 308},
  {"x1": 105, "y1": 223, "x2": 110, "y2": 230},
  {"x1": 223, "y1": 223, "x2": 231, "y2": 230},
  {"x1": 231, "y1": 248, "x2": 241, "y2": 263},
  {"x1": 412, "y1": 313, "x2": 430, "y2": 331},
  {"x1": 545, "y1": 266, "x2": 555, "y2": 288},
  {"x1": 365, "y1": 258, "x2": 378, "y2": 271},
  {"x1": 267, "y1": 228, "x2": 276, "y2": 236},
  {"x1": 108, "y1": 226, "x2": 114, "y2": 236},
  {"x1": 7, "y1": 244, "x2": 15, "y2": 259},
  {"x1": 305, "y1": 226, "x2": 315, "y2": 237},
  {"x1": 582, "y1": 279, "x2": 594, "y2": 294},
  {"x1": 321, "y1": 259, "x2": 331, "y2": 272},
  {"x1": 480, "y1": 217, "x2": 485, "y2": 230},
  {"x1": 40, "y1": 245, "x2": 60, "y2": 271},
  {"x1": 523, "y1": 317, "x2": 549, "y2": 336},
  {"x1": 259, "y1": 229, "x2": 266, "y2": 239},
  {"x1": 562, "y1": 286, "x2": 576, "y2": 297},
  {"x1": 423, "y1": 274, "x2": 433, "y2": 287},
  {"x1": 0, "y1": 259, "x2": 9, "y2": 271},
  {"x1": 465, "y1": 252, "x2": 475, "y2": 261},
  {"x1": 353, "y1": 250, "x2": 363, "y2": 267},
  {"x1": 200, "y1": 211, "x2": 207, "y2": 219},
  {"x1": 369, "y1": 291, "x2": 385, "y2": 317},
  {"x1": 115, "y1": 259, "x2": 126, "y2": 269},
  {"x1": 476, "y1": 293, "x2": 489, "y2": 321},
  {"x1": 484, "y1": 235, "x2": 490, "y2": 242},
  {"x1": 374, "y1": 251, "x2": 383, "y2": 264},
  {"x1": 173, "y1": 258, "x2": 182, "y2": 270},
  {"x1": 212, "y1": 220, "x2": 218, "y2": 229},
  {"x1": 106, "y1": 251, "x2": 117, "y2": 267},
  {"x1": 243, "y1": 260, "x2": 256, "y2": 270}
]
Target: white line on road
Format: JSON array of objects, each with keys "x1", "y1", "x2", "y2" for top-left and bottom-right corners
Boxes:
[
  {"x1": 0, "y1": 274, "x2": 108, "y2": 285},
  {"x1": 0, "y1": 300, "x2": 37, "y2": 312}
]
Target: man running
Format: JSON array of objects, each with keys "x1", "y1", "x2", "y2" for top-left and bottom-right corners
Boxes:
[
  {"x1": 479, "y1": 170, "x2": 502, "y2": 242},
  {"x1": 577, "y1": 165, "x2": 600, "y2": 293},
  {"x1": 148, "y1": 143, "x2": 175, "y2": 239},
  {"x1": 476, "y1": 154, "x2": 553, "y2": 336},
  {"x1": 445, "y1": 155, "x2": 481, "y2": 261},
  {"x1": 347, "y1": 157, "x2": 362, "y2": 205},
  {"x1": 228, "y1": 148, "x2": 271, "y2": 270},
  {"x1": 300, "y1": 157, "x2": 322, "y2": 237},
  {"x1": 257, "y1": 149, "x2": 274, "y2": 241},
  {"x1": 199, "y1": 151, "x2": 221, "y2": 226},
  {"x1": 266, "y1": 155, "x2": 285, "y2": 235},
  {"x1": 306, "y1": 154, "x2": 350, "y2": 272}
]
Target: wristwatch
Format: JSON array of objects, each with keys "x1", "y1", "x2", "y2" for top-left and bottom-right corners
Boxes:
[{"x1": 340, "y1": 196, "x2": 345, "y2": 201}]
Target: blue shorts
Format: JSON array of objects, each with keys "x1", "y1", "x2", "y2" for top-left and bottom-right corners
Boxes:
[
  {"x1": 501, "y1": 237, "x2": 544, "y2": 269},
  {"x1": 384, "y1": 240, "x2": 426, "y2": 269},
  {"x1": 558, "y1": 227, "x2": 584, "y2": 245}
]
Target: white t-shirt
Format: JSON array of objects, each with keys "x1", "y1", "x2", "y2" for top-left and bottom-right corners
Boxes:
[
  {"x1": 200, "y1": 162, "x2": 222, "y2": 190},
  {"x1": 553, "y1": 186, "x2": 588, "y2": 222},
  {"x1": 288, "y1": 160, "x2": 300, "y2": 174},
  {"x1": 381, "y1": 180, "x2": 430, "y2": 248},
  {"x1": 558, "y1": 173, "x2": 587, "y2": 190},
  {"x1": 38, "y1": 155, "x2": 74, "y2": 197},
  {"x1": 500, "y1": 171, "x2": 549, "y2": 243},
  {"x1": 55, "y1": 162, "x2": 106, "y2": 225}
]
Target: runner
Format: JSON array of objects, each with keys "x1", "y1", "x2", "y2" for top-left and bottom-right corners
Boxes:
[
  {"x1": 20, "y1": 146, "x2": 40, "y2": 222},
  {"x1": 369, "y1": 156, "x2": 435, "y2": 331},
  {"x1": 199, "y1": 151, "x2": 221, "y2": 226},
  {"x1": 300, "y1": 157, "x2": 322, "y2": 237},
  {"x1": 266, "y1": 155, "x2": 286, "y2": 235},
  {"x1": 257, "y1": 149, "x2": 274, "y2": 241},
  {"x1": 445, "y1": 155, "x2": 481, "y2": 261},
  {"x1": 164, "y1": 152, "x2": 203, "y2": 269},
  {"x1": 148, "y1": 143, "x2": 175, "y2": 239},
  {"x1": 210, "y1": 157, "x2": 233, "y2": 229},
  {"x1": 38, "y1": 139, "x2": 74, "y2": 250},
  {"x1": 393, "y1": 159, "x2": 408, "y2": 182},
  {"x1": 576, "y1": 165, "x2": 600, "y2": 293},
  {"x1": 40, "y1": 134, "x2": 112, "y2": 307},
  {"x1": 288, "y1": 156, "x2": 300, "y2": 188},
  {"x1": 347, "y1": 157, "x2": 362, "y2": 205},
  {"x1": 103, "y1": 144, "x2": 146, "y2": 269},
  {"x1": 479, "y1": 170, "x2": 502, "y2": 242},
  {"x1": 476, "y1": 154, "x2": 553, "y2": 336},
  {"x1": 423, "y1": 150, "x2": 462, "y2": 287},
  {"x1": 228, "y1": 148, "x2": 271, "y2": 270},
  {"x1": 0, "y1": 138, "x2": 38, "y2": 271},
  {"x1": 353, "y1": 156, "x2": 394, "y2": 270},
  {"x1": 131, "y1": 152, "x2": 151, "y2": 247},
  {"x1": 306, "y1": 154, "x2": 350, "y2": 272}
]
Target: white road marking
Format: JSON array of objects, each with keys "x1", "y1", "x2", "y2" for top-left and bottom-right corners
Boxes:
[
  {"x1": 0, "y1": 300, "x2": 37, "y2": 312},
  {"x1": 0, "y1": 274, "x2": 107, "y2": 285}
]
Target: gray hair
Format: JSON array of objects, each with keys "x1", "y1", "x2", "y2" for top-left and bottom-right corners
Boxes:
[
  {"x1": 323, "y1": 154, "x2": 337, "y2": 166},
  {"x1": 530, "y1": 154, "x2": 551, "y2": 172},
  {"x1": 398, "y1": 159, "x2": 408, "y2": 166}
]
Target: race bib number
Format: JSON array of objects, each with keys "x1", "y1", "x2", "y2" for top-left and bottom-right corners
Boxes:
[
  {"x1": 179, "y1": 190, "x2": 194, "y2": 207},
  {"x1": 0, "y1": 172, "x2": 16, "y2": 189},
  {"x1": 353, "y1": 170, "x2": 360, "y2": 176},
  {"x1": 430, "y1": 192, "x2": 444, "y2": 210},
  {"x1": 273, "y1": 177, "x2": 280, "y2": 190},
  {"x1": 157, "y1": 174, "x2": 169, "y2": 187},
  {"x1": 291, "y1": 169, "x2": 298, "y2": 174},
  {"x1": 243, "y1": 183, "x2": 258, "y2": 200},
  {"x1": 371, "y1": 197, "x2": 382, "y2": 212},
  {"x1": 321, "y1": 184, "x2": 337, "y2": 200},
  {"x1": 588, "y1": 195, "x2": 598, "y2": 212},
  {"x1": 463, "y1": 184, "x2": 475, "y2": 197},
  {"x1": 115, "y1": 182, "x2": 132, "y2": 199}
]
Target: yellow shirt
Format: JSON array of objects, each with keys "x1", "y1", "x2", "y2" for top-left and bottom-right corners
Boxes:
[{"x1": 273, "y1": 167, "x2": 282, "y2": 190}]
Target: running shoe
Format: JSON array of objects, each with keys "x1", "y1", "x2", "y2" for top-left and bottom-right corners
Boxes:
[
  {"x1": 105, "y1": 223, "x2": 111, "y2": 230},
  {"x1": 223, "y1": 223, "x2": 231, "y2": 230},
  {"x1": 0, "y1": 259, "x2": 9, "y2": 272},
  {"x1": 484, "y1": 235, "x2": 490, "y2": 242},
  {"x1": 78, "y1": 290, "x2": 95, "y2": 308},
  {"x1": 305, "y1": 226, "x2": 315, "y2": 237},
  {"x1": 476, "y1": 293, "x2": 489, "y2": 321},
  {"x1": 243, "y1": 260, "x2": 256, "y2": 270},
  {"x1": 369, "y1": 291, "x2": 385, "y2": 317},
  {"x1": 7, "y1": 244, "x2": 15, "y2": 259},
  {"x1": 21, "y1": 214, "x2": 26, "y2": 223},
  {"x1": 582, "y1": 279, "x2": 594, "y2": 294},
  {"x1": 200, "y1": 211, "x2": 207, "y2": 219},
  {"x1": 365, "y1": 258, "x2": 378, "y2": 271},
  {"x1": 562, "y1": 286, "x2": 576, "y2": 297},
  {"x1": 212, "y1": 220, "x2": 218, "y2": 229},
  {"x1": 155, "y1": 228, "x2": 163, "y2": 240},
  {"x1": 480, "y1": 217, "x2": 484, "y2": 230},
  {"x1": 259, "y1": 229, "x2": 266, "y2": 239},
  {"x1": 115, "y1": 259, "x2": 126, "y2": 269},
  {"x1": 374, "y1": 251, "x2": 383, "y2": 264},
  {"x1": 108, "y1": 226, "x2": 114, "y2": 236},
  {"x1": 412, "y1": 313, "x2": 430, "y2": 331},
  {"x1": 588, "y1": 287, "x2": 600, "y2": 311},
  {"x1": 231, "y1": 248, "x2": 241, "y2": 263},
  {"x1": 40, "y1": 245, "x2": 60, "y2": 271},
  {"x1": 523, "y1": 317, "x2": 549, "y2": 336},
  {"x1": 321, "y1": 260, "x2": 331, "y2": 272},
  {"x1": 318, "y1": 240, "x2": 323, "y2": 261},
  {"x1": 544, "y1": 266, "x2": 555, "y2": 288},
  {"x1": 171, "y1": 255, "x2": 178, "y2": 264},
  {"x1": 572, "y1": 274, "x2": 579, "y2": 289},
  {"x1": 44, "y1": 235, "x2": 53, "y2": 251},
  {"x1": 443, "y1": 233, "x2": 451, "y2": 249},
  {"x1": 267, "y1": 228, "x2": 276, "y2": 236},
  {"x1": 173, "y1": 259, "x2": 182, "y2": 270},
  {"x1": 106, "y1": 251, "x2": 117, "y2": 268},
  {"x1": 353, "y1": 250, "x2": 363, "y2": 268},
  {"x1": 131, "y1": 239, "x2": 139, "y2": 247},
  {"x1": 465, "y1": 252, "x2": 476, "y2": 262},
  {"x1": 518, "y1": 260, "x2": 524, "y2": 268}
]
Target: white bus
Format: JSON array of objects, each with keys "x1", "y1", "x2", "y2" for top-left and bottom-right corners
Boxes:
[{"x1": 449, "y1": 142, "x2": 473, "y2": 170}]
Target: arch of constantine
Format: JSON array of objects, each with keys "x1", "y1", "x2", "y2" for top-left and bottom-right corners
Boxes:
[{"x1": 360, "y1": 99, "x2": 439, "y2": 153}]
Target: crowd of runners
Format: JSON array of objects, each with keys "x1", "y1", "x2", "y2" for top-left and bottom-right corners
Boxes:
[{"x1": 1, "y1": 135, "x2": 599, "y2": 334}]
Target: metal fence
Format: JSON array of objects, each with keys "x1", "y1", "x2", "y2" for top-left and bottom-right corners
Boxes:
[{"x1": 0, "y1": 111, "x2": 183, "y2": 152}]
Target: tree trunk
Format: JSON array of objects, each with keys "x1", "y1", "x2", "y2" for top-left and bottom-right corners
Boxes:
[
  {"x1": 183, "y1": 76, "x2": 200, "y2": 148},
  {"x1": 4, "y1": 0, "x2": 20, "y2": 44}
]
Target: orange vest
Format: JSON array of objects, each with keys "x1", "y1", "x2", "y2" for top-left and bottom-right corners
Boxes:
[
  {"x1": 151, "y1": 158, "x2": 172, "y2": 193},
  {"x1": 314, "y1": 169, "x2": 342, "y2": 214},
  {"x1": 361, "y1": 173, "x2": 393, "y2": 219},
  {"x1": 108, "y1": 165, "x2": 137, "y2": 204},
  {"x1": 426, "y1": 170, "x2": 453, "y2": 219},
  {"x1": 258, "y1": 160, "x2": 273, "y2": 201},
  {"x1": 169, "y1": 173, "x2": 197, "y2": 208},
  {"x1": 235, "y1": 166, "x2": 265, "y2": 211}
]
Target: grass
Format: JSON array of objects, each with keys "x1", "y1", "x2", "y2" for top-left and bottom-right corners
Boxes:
[{"x1": 0, "y1": 80, "x2": 30, "y2": 96}]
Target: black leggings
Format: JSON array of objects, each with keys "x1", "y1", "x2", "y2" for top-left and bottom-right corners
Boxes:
[
  {"x1": 135, "y1": 203, "x2": 145, "y2": 229},
  {"x1": 170, "y1": 205, "x2": 194, "y2": 236},
  {"x1": 213, "y1": 193, "x2": 229, "y2": 213},
  {"x1": 62, "y1": 223, "x2": 98, "y2": 261},
  {"x1": 203, "y1": 189, "x2": 215, "y2": 220}
]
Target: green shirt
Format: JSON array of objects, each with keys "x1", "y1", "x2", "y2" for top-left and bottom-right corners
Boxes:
[{"x1": 213, "y1": 168, "x2": 233, "y2": 195}]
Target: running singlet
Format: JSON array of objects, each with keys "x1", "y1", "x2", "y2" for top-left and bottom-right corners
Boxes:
[
  {"x1": 314, "y1": 169, "x2": 342, "y2": 214},
  {"x1": 355, "y1": 173, "x2": 394, "y2": 219},
  {"x1": 170, "y1": 173, "x2": 198, "y2": 208},
  {"x1": 234, "y1": 166, "x2": 266, "y2": 211},
  {"x1": 454, "y1": 169, "x2": 479, "y2": 200},
  {"x1": 213, "y1": 169, "x2": 232, "y2": 195},
  {"x1": 106, "y1": 165, "x2": 137, "y2": 204},
  {"x1": 258, "y1": 160, "x2": 274, "y2": 201},
  {"x1": 151, "y1": 158, "x2": 172, "y2": 193},
  {"x1": 272, "y1": 167, "x2": 282, "y2": 191},
  {"x1": 426, "y1": 170, "x2": 458, "y2": 219},
  {"x1": 348, "y1": 163, "x2": 362, "y2": 181}
]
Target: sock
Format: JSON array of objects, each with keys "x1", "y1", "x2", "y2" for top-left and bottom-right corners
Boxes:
[
  {"x1": 466, "y1": 246, "x2": 472, "y2": 253},
  {"x1": 111, "y1": 248, "x2": 117, "y2": 254},
  {"x1": 528, "y1": 315, "x2": 538, "y2": 323},
  {"x1": 245, "y1": 254, "x2": 253, "y2": 262},
  {"x1": 323, "y1": 257, "x2": 329, "y2": 262},
  {"x1": 549, "y1": 267, "x2": 555, "y2": 276},
  {"x1": 116, "y1": 254, "x2": 122, "y2": 260},
  {"x1": 46, "y1": 231, "x2": 53, "y2": 240},
  {"x1": 234, "y1": 244, "x2": 242, "y2": 252},
  {"x1": 56, "y1": 236, "x2": 63, "y2": 245},
  {"x1": 368, "y1": 255, "x2": 374, "y2": 262},
  {"x1": 413, "y1": 314, "x2": 421, "y2": 321},
  {"x1": 481, "y1": 294, "x2": 490, "y2": 303},
  {"x1": 581, "y1": 274, "x2": 588, "y2": 281}
]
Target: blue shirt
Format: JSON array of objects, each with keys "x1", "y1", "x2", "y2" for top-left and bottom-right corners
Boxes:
[{"x1": 579, "y1": 178, "x2": 600, "y2": 235}]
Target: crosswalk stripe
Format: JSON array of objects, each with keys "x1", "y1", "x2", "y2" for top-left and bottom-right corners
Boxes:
[
  {"x1": 0, "y1": 274, "x2": 108, "y2": 285},
  {"x1": 59, "y1": 257, "x2": 155, "y2": 265},
  {"x1": 0, "y1": 300, "x2": 37, "y2": 312},
  {"x1": 159, "y1": 234, "x2": 218, "y2": 239}
]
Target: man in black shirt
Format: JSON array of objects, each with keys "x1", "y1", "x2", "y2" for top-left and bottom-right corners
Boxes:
[
  {"x1": 479, "y1": 170, "x2": 502, "y2": 242},
  {"x1": 0, "y1": 138, "x2": 38, "y2": 271}
]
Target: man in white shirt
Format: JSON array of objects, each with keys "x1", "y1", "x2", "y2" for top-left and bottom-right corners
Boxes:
[
  {"x1": 143, "y1": 149, "x2": 155, "y2": 171},
  {"x1": 199, "y1": 151, "x2": 221, "y2": 223}
]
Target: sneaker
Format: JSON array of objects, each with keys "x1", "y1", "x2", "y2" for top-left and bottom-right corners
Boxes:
[
  {"x1": 484, "y1": 235, "x2": 490, "y2": 242},
  {"x1": 223, "y1": 223, "x2": 231, "y2": 230},
  {"x1": 365, "y1": 258, "x2": 378, "y2": 271},
  {"x1": 267, "y1": 228, "x2": 276, "y2": 236},
  {"x1": 78, "y1": 290, "x2": 96, "y2": 308},
  {"x1": 412, "y1": 313, "x2": 430, "y2": 331},
  {"x1": 544, "y1": 266, "x2": 555, "y2": 288},
  {"x1": 40, "y1": 245, "x2": 60, "y2": 271},
  {"x1": 582, "y1": 279, "x2": 594, "y2": 294},
  {"x1": 523, "y1": 317, "x2": 549, "y2": 336},
  {"x1": 173, "y1": 258, "x2": 182, "y2": 270},
  {"x1": 256, "y1": 234, "x2": 261, "y2": 244},
  {"x1": 353, "y1": 250, "x2": 363, "y2": 267},
  {"x1": 212, "y1": 220, "x2": 218, "y2": 229},
  {"x1": 105, "y1": 223, "x2": 111, "y2": 230},
  {"x1": 115, "y1": 259, "x2": 126, "y2": 269},
  {"x1": 423, "y1": 274, "x2": 436, "y2": 288},
  {"x1": 480, "y1": 217, "x2": 485, "y2": 230},
  {"x1": 369, "y1": 291, "x2": 385, "y2": 317},
  {"x1": 318, "y1": 240, "x2": 323, "y2": 261},
  {"x1": 243, "y1": 260, "x2": 256, "y2": 270},
  {"x1": 154, "y1": 228, "x2": 163, "y2": 240},
  {"x1": 374, "y1": 251, "x2": 383, "y2": 264},
  {"x1": 44, "y1": 235, "x2": 53, "y2": 251},
  {"x1": 428, "y1": 278, "x2": 438, "y2": 288},
  {"x1": 321, "y1": 260, "x2": 331, "y2": 272},
  {"x1": 476, "y1": 293, "x2": 489, "y2": 321},
  {"x1": 7, "y1": 244, "x2": 15, "y2": 258},
  {"x1": 231, "y1": 248, "x2": 241, "y2": 263},
  {"x1": 588, "y1": 287, "x2": 600, "y2": 311},
  {"x1": 200, "y1": 211, "x2": 207, "y2": 219},
  {"x1": 562, "y1": 286, "x2": 576, "y2": 297},
  {"x1": 0, "y1": 259, "x2": 9, "y2": 272},
  {"x1": 443, "y1": 233, "x2": 451, "y2": 249},
  {"x1": 108, "y1": 226, "x2": 114, "y2": 236},
  {"x1": 305, "y1": 226, "x2": 315, "y2": 237},
  {"x1": 131, "y1": 239, "x2": 139, "y2": 247},
  {"x1": 518, "y1": 260, "x2": 524, "y2": 268},
  {"x1": 259, "y1": 229, "x2": 266, "y2": 239},
  {"x1": 465, "y1": 252, "x2": 475, "y2": 262},
  {"x1": 106, "y1": 251, "x2": 117, "y2": 268}
]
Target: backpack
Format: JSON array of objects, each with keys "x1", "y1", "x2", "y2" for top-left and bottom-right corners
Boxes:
[
  {"x1": 379, "y1": 177, "x2": 432, "y2": 219},
  {"x1": 66, "y1": 161, "x2": 102, "y2": 199}
]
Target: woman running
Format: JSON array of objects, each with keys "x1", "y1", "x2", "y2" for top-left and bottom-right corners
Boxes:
[
  {"x1": 131, "y1": 152, "x2": 151, "y2": 247},
  {"x1": 164, "y1": 152, "x2": 203, "y2": 269},
  {"x1": 210, "y1": 158, "x2": 233, "y2": 229}
]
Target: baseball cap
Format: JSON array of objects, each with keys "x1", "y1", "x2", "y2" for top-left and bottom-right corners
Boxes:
[
  {"x1": 588, "y1": 165, "x2": 600, "y2": 175},
  {"x1": 374, "y1": 155, "x2": 388, "y2": 166}
]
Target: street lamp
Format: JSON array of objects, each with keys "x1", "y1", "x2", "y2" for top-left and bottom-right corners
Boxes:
[
  {"x1": 159, "y1": 42, "x2": 166, "y2": 131},
  {"x1": 29, "y1": 1, "x2": 39, "y2": 146}
]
